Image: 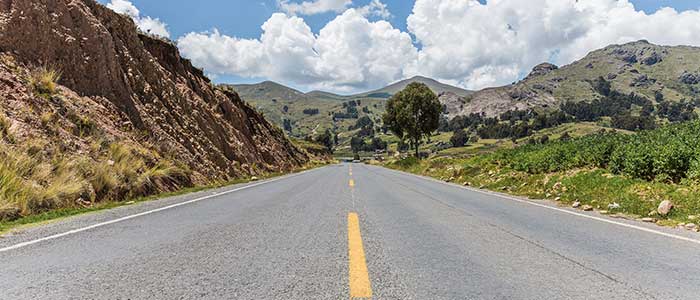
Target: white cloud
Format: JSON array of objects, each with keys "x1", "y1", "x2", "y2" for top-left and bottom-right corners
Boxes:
[
  {"x1": 106, "y1": 0, "x2": 170, "y2": 38},
  {"x1": 408, "y1": 0, "x2": 700, "y2": 89},
  {"x1": 278, "y1": 0, "x2": 351, "y2": 16},
  {"x1": 178, "y1": 9, "x2": 415, "y2": 92},
  {"x1": 357, "y1": 0, "x2": 392, "y2": 19},
  {"x1": 178, "y1": 0, "x2": 700, "y2": 92}
]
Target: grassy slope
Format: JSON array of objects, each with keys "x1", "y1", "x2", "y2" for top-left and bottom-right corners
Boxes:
[
  {"x1": 383, "y1": 121, "x2": 700, "y2": 229},
  {"x1": 0, "y1": 159, "x2": 329, "y2": 234}
]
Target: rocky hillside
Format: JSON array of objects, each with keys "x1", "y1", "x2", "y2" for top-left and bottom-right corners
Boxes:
[
  {"x1": 452, "y1": 40, "x2": 700, "y2": 117},
  {"x1": 0, "y1": 0, "x2": 307, "y2": 219}
]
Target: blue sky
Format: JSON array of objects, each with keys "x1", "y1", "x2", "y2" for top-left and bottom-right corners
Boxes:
[
  {"x1": 99, "y1": 0, "x2": 700, "y2": 93},
  {"x1": 99, "y1": 0, "x2": 698, "y2": 40}
]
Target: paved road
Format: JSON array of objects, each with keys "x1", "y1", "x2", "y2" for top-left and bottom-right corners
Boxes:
[{"x1": 1, "y1": 164, "x2": 699, "y2": 299}]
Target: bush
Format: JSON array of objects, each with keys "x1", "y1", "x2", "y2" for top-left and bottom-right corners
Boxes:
[
  {"x1": 450, "y1": 129, "x2": 469, "y2": 147},
  {"x1": 493, "y1": 120, "x2": 700, "y2": 182}
]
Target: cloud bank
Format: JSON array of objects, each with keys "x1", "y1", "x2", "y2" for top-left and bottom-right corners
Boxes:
[{"x1": 128, "y1": 0, "x2": 700, "y2": 93}]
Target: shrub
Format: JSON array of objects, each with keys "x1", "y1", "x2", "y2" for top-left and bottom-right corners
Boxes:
[{"x1": 450, "y1": 129, "x2": 469, "y2": 147}]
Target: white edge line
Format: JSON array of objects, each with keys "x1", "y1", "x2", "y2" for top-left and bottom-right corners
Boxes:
[
  {"x1": 378, "y1": 165, "x2": 700, "y2": 246},
  {"x1": 0, "y1": 167, "x2": 323, "y2": 253}
]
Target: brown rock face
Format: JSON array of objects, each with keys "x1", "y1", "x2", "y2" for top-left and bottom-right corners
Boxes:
[{"x1": 0, "y1": 0, "x2": 307, "y2": 182}]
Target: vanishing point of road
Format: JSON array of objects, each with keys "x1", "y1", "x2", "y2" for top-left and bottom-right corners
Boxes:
[{"x1": 1, "y1": 164, "x2": 699, "y2": 299}]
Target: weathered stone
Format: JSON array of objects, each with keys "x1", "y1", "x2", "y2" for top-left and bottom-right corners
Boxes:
[
  {"x1": 641, "y1": 217, "x2": 656, "y2": 223},
  {"x1": 582, "y1": 205, "x2": 594, "y2": 211},
  {"x1": 572, "y1": 201, "x2": 581, "y2": 208},
  {"x1": 657, "y1": 200, "x2": 674, "y2": 216}
]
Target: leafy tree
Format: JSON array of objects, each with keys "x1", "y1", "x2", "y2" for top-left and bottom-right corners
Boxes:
[
  {"x1": 283, "y1": 119, "x2": 292, "y2": 132},
  {"x1": 450, "y1": 129, "x2": 469, "y2": 147},
  {"x1": 315, "y1": 129, "x2": 335, "y2": 153},
  {"x1": 383, "y1": 82, "x2": 442, "y2": 158}
]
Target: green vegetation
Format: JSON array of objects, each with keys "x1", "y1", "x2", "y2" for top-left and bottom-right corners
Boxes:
[
  {"x1": 386, "y1": 120, "x2": 700, "y2": 226},
  {"x1": 383, "y1": 82, "x2": 442, "y2": 157}
]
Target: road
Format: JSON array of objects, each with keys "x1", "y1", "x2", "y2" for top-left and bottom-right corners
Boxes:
[{"x1": 1, "y1": 164, "x2": 699, "y2": 299}]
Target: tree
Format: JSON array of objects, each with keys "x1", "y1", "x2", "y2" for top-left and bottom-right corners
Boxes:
[
  {"x1": 450, "y1": 129, "x2": 469, "y2": 147},
  {"x1": 383, "y1": 82, "x2": 442, "y2": 158},
  {"x1": 315, "y1": 129, "x2": 335, "y2": 153}
]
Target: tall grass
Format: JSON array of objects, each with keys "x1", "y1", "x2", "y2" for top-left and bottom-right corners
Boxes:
[
  {"x1": 0, "y1": 141, "x2": 191, "y2": 221},
  {"x1": 28, "y1": 66, "x2": 61, "y2": 97}
]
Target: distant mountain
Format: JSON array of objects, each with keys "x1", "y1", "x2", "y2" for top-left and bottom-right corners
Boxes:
[
  {"x1": 354, "y1": 76, "x2": 473, "y2": 98},
  {"x1": 455, "y1": 40, "x2": 700, "y2": 117},
  {"x1": 228, "y1": 76, "x2": 472, "y2": 138}
]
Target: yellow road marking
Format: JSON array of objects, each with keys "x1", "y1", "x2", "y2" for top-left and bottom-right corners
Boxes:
[
  {"x1": 348, "y1": 213, "x2": 372, "y2": 299},
  {"x1": 349, "y1": 179, "x2": 355, "y2": 187}
]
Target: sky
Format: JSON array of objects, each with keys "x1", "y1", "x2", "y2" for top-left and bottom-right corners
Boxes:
[{"x1": 99, "y1": 0, "x2": 700, "y2": 94}]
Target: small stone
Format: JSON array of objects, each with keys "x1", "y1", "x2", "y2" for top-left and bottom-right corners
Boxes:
[
  {"x1": 572, "y1": 201, "x2": 581, "y2": 208},
  {"x1": 641, "y1": 217, "x2": 656, "y2": 223},
  {"x1": 500, "y1": 186, "x2": 508, "y2": 191},
  {"x1": 554, "y1": 197, "x2": 561, "y2": 201},
  {"x1": 479, "y1": 185, "x2": 486, "y2": 189},
  {"x1": 657, "y1": 200, "x2": 674, "y2": 216},
  {"x1": 126, "y1": 201, "x2": 135, "y2": 205},
  {"x1": 107, "y1": 160, "x2": 115, "y2": 166},
  {"x1": 685, "y1": 223, "x2": 697, "y2": 230},
  {"x1": 599, "y1": 210, "x2": 610, "y2": 215},
  {"x1": 463, "y1": 182, "x2": 470, "y2": 186},
  {"x1": 545, "y1": 193, "x2": 552, "y2": 198},
  {"x1": 250, "y1": 176, "x2": 259, "y2": 181},
  {"x1": 448, "y1": 177, "x2": 455, "y2": 182},
  {"x1": 582, "y1": 205, "x2": 593, "y2": 211}
]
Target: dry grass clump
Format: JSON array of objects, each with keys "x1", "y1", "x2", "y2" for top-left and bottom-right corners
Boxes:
[
  {"x1": 0, "y1": 140, "x2": 192, "y2": 221},
  {"x1": 0, "y1": 113, "x2": 14, "y2": 143},
  {"x1": 28, "y1": 66, "x2": 61, "y2": 97}
]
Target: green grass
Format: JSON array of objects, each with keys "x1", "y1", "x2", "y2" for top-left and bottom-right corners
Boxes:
[{"x1": 385, "y1": 121, "x2": 700, "y2": 227}]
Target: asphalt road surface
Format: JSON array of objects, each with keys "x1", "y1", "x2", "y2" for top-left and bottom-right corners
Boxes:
[{"x1": 1, "y1": 164, "x2": 699, "y2": 299}]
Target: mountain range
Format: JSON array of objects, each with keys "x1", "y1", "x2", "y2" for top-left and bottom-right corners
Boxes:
[{"x1": 231, "y1": 40, "x2": 700, "y2": 138}]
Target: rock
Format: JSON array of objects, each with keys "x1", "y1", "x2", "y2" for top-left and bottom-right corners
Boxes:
[
  {"x1": 599, "y1": 210, "x2": 610, "y2": 215},
  {"x1": 107, "y1": 160, "x2": 115, "y2": 166},
  {"x1": 500, "y1": 186, "x2": 508, "y2": 191},
  {"x1": 657, "y1": 200, "x2": 673, "y2": 216},
  {"x1": 554, "y1": 197, "x2": 561, "y2": 202},
  {"x1": 126, "y1": 201, "x2": 135, "y2": 205},
  {"x1": 648, "y1": 210, "x2": 659, "y2": 217},
  {"x1": 685, "y1": 223, "x2": 697, "y2": 230},
  {"x1": 250, "y1": 176, "x2": 259, "y2": 181},
  {"x1": 545, "y1": 193, "x2": 552, "y2": 198},
  {"x1": 641, "y1": 52, "x2": 663, "y2": 65},
  {"x1": 572, "y1": 201, "x2": 581, "y2": 208},
  {"x1": 448, "y1": 177, "x2": 455, "y2": 182},
  {"x1": 631, "y1": 74, "x2": 656, "y2": 87},
  {"x1": 479, "y1": 185, "x2": 486, "y2": 189},
  {"x1": 527, "y1": 63, "x2": 559, "y2": 78},
  {"x1": 641, "y1": 217, "x2": 656, "y2": 223},
  {"x1": 463, "y1": 182, "x2": 470, "y2": 186},
  {"x1": 552, "y1": 182, "x2": 562, "y2": 190},
  {"x1": 608, "y1": 202, "x2": 621, "y2": 209},
  {"x1": 679, "y1": 72, "x2": 700, "y2": 85},
  {"x1": 582, "y1": 205, "x2": 593, "y2": 211}
]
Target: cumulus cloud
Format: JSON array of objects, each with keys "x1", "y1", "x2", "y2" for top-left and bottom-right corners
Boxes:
[
  {"x1": 106, "y1": 0, "x2": 170, "y2": 38},
  {"x1": 178, "y1": 0, "x2": 700, "y2": 92},
  {"x1": 408, "y1": 0, "x2": 700, "y2": 89},
  {"x1": 178, "y1": 9, "x2": 415, "y2": 92},
  {"x1": 278, "y1": 0, "x2": 351, "y2": 16}
]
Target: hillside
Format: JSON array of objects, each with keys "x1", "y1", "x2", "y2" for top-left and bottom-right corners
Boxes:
[
  {"x1": 229, "y1": 76, "x2": 471, "y2": 138},
  {"x1": 0, "y1": 0, "x2": 307, "y2": 220},
  {"x1": 458, "y1": 40, "x2": 700, "y2": 117}
]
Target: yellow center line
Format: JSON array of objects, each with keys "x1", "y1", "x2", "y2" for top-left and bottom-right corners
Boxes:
[{"x1": 348, "y1": 212, "x2": 372, "y2": 299}]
